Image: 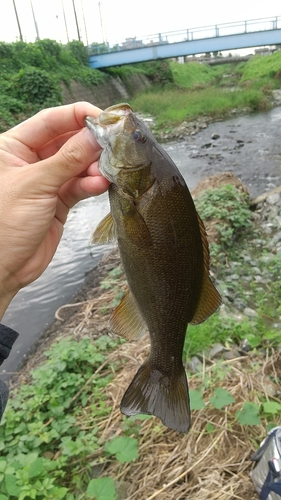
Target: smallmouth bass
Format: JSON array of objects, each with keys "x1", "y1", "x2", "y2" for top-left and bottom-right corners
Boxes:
[{"x1": 85, "y1": 103, "x2": 221, "y2": 433}]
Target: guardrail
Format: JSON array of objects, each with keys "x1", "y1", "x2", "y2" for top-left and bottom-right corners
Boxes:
[{"x1": 87, "y1": 15, "x2": 281, "y2": 56}]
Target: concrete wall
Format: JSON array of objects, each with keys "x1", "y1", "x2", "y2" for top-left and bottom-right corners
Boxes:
[{"x1": 61, "y1": 74, "x2": 151, "y2": 109}]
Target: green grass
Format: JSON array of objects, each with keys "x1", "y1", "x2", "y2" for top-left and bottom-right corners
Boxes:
[
  {"x1": 169, "y1": 61, "x2": 215, "y2": 88},
  {"x1": 130, "y1": 53, "x2": 281, "y2": 126},
  {"x1": 237, "y1": 50, "x2": 281, "y2": 81},
  {"x1": 131, "y1": 86, "x2": 267, "y2": 126}
]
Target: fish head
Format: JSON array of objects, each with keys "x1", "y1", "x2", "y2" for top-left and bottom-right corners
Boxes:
[{"x1": 85, "y1": 103, "x2": 153, "y2": 184}]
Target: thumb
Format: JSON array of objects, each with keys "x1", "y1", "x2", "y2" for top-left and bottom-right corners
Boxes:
[{"x1": 35, "y1": 128, "x2": 101, "y2": 190}]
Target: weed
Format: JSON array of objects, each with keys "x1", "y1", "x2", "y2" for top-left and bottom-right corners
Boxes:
[
  {"x1": 0, "y1": 335, "x2": 126, "y2": 499},
  {"x1": 195, "y1": 184, "x2": 251, "y2": 249}
]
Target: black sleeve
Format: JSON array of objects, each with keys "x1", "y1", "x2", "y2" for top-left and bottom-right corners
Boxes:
[{"x1": 0, "y1": 324, "x2": 19, "y2": 420}]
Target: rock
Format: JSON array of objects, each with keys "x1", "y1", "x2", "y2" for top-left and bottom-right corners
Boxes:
[
  {"x1": 187, "y1": 356, "x2": 203, "y2": 373},
  {"x1": 225, "y1": 274, "x2": 240, "y2": 282},
  {"x1": 233, "y1": 298, "x2": 247, "y2": 311},
  {"x1": 209, "y1": 343, "x2": 226, "y2": 358},
  {"x1": 267, "y1": 193, "x2": 280, "y2": 205},
  {"x1": 243, "y1": 307, "x2": 258, "y2": 318},
  {"x1": 271, "y1": 231, "x2": 281, "y2": 245},
  {"x1": 223, "y1": 348, "x2": 241, "y2": 360},
  {"x1": 240, "y1": 338, "x2": 253, "y2": 352},
  {"x1": 211, "y1": 133, "x2": 220, "y2": 140}
]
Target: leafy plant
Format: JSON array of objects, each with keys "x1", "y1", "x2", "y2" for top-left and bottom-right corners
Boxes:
[
  {"x1": 195, "y1": 184, "x2": 251, "y2": 249},
  {"x1": 236, "y1": 402, "x2": 261, "y2": 426},
  {"x1": 105, "y1": 436, "x2": 139, "y2": 463},
  {"x1": 86, "y1": 477, "x2": 116, "y2": 500},
  {"x1": 12, "y1": 67, "x2": 62, "y2": 106},
  {"x1": 210, "y1": 388, "x2": 236, "y2": 409},
  {"x1": 190, "y1": 389, "x2": 205, "y2": 410},
  {"x1": 0, "y1": 336, "x2": 120, "y2": 499}
]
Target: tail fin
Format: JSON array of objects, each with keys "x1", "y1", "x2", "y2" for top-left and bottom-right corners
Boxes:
[{"x1": 120, "y1": 362, "x2": 191, "y2": 433}]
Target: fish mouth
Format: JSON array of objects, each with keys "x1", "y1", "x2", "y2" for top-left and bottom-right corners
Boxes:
[{"x1": 85, "y1": 103, "x2": 132, "y2": 147}]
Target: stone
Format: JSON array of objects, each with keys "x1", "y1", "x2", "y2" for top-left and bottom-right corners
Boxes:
[
  {"x1": 223, "y1": 348, "x2": 241, "y2": 360},
  {"x1": 243, "y1": 307, "x2": 258, "y2": 318},
  {"x1": 267, "y1": 193, "x2": 280, "y2": 205},
  {"x1": 187, "y1": 356, "x2": 203, "y2": 373},
  {"x1": 240, "y1": 338, "x2": 253, "y2": 352},
  {"x1": 209, "y1": 343, "x2": 226, "y2": 358}
]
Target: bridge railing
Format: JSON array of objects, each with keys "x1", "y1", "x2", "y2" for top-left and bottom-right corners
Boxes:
[{"x1": 87, "y1": 15, "x2": 281, "y2": 55}]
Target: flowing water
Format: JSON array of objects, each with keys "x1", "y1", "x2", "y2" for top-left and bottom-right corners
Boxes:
[{"x1": 1, "y1": 107, "x2": 281, "y2": 377}]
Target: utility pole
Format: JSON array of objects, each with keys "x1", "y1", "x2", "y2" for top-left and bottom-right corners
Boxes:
[
  {"x1": 12, "y1": 0, "x2": 23, "y2": 41},
  {"x1": 72, "y1": 0, "x2": 81, "y2": 41},
  {"x1": 98, "y1": 1, "x2": 107, "y2": 44},
  {"x1": 61, "y1": 0, "x2": 69, "y2": 42},
  {"x1": 30, "y1": 0, "x2": 40, "y2": 40},
  {"x1": 80, "y1": 0, "x2": 88, "y2": 46}
]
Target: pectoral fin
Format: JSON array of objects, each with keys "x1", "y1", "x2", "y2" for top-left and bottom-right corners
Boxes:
[
  {"x1": 191, "y1": 214, "x2": 221, "y2": 324},
  {"x1": 110, "y1": 290, "x2": 147, "y2": 341},
  {"x1": 119, "y1": 197, "x2": 153, "y2": 248},
  {"x1": 92, "y1": 212, "x2": 116, "y2": 244}
]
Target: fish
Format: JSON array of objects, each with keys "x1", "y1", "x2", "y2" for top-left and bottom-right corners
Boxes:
[{"x1": 85, "y1": 103, "x2": 221, "y2": 433}]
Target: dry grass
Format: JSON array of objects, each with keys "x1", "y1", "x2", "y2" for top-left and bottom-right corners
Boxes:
[
  {"x1": 54, "y1": 285, "x2": 281, "y2": 500},
  {"x1": 88, "y1": 335, "x2": 279, "y2": 500},
  {"x1": 13, "y1": 246, "x2": 280, "y2": 500},
  {"x1": 55, "y1": 282, "x2": 280, "y2": 500}
]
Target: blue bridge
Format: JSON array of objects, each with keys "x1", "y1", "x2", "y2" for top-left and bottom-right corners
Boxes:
[{"x1": 88, "y1": 16, "x2": 281, "y2": 69}]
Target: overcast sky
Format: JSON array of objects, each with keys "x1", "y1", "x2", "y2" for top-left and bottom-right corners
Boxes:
[{"x1": 0, "y1": 0, "x2": 280, "y2": 47}]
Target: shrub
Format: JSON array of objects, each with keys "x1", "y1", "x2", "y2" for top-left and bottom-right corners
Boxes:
[{"x1": 12, "y1": 67, "x2": 62, "y2": 106}]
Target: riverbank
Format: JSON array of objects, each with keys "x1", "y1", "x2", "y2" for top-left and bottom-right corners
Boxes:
[
  {"x1": 3, "y1": 171, "x2": 281, "y2": 500},
  {"x1": 146, "y1": 89, "x2": 281, "y2": 142},
  {"x1": 2, "y1": 104, "x2": 281, "y2": 500},
  {"x1": 11, "y1": 170, "x2": 281, "y2": 385}
]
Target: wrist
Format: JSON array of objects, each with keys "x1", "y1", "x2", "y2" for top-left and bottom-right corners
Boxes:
[
  {"x1": 0, "y1": 289, "x2": 16, "y2": 320},
  {"x1": 0, "y1": 274, "x2": 19, "y2": 320}
]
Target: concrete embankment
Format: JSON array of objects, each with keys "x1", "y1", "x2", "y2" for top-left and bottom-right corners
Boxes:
[{"x1": 61, "y1": 74, "x2": 152, "y2": 109}]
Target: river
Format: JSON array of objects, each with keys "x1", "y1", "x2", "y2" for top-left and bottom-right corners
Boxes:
[{"x1": 1, "y1": 107, "x2": 281, "y2": 378}]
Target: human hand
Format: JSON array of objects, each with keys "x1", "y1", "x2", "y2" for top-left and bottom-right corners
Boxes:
[{"x1": 0, "y1": 102, "x2": 110, "y2": 319}]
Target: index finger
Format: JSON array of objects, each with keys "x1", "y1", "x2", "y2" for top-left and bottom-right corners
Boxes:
[{"x1": 8, "y1": 102, "x2": 102, "y2": 150}]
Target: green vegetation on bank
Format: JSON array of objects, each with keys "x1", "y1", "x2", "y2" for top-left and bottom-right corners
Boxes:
[
  {"x1": 1, "y1": 38, "x2": 281, "y2": 133},
  {"x1": 0, "y1": 335, "x2": 122, "y2": 500},
  {"x1": 0, "y1": 39, "x2": 107, "y2": 131},
  {"x1": 131, "y1": 86, "x2": 267, "y2": 126},
  {"x1": 130, "y1": 52, "x2": 281, "y2": 129},
  {"x1": 185, "y1": 185, "x2": 281, "y2": 359}
]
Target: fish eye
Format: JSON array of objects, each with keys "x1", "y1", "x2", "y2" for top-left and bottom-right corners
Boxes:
[{"x1": 132, "y1": 129, "x2": 146, "y2": 143}]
